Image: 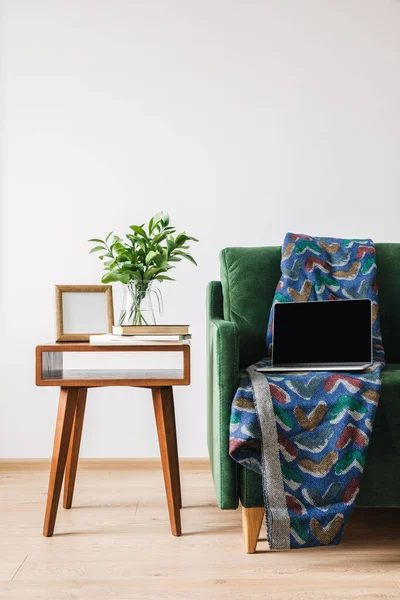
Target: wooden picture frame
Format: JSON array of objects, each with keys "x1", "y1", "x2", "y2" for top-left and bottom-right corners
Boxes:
[{"x1": 55, "y1": 285, "x2": 114, "y2": 342}]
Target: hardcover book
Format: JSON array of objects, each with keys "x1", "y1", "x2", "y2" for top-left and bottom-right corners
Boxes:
[{"x1": 112, "y1": 325, "x2": 189, "y2": 336}]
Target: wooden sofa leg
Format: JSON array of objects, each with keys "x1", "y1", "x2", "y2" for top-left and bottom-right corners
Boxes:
[{"x1": 242, "y1": 506, "x2": 264, "y2": 553}]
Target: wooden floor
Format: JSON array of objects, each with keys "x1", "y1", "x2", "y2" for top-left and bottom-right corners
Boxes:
[{"x1": 0, "y1": 460, "x2": 400, "y2": 600}]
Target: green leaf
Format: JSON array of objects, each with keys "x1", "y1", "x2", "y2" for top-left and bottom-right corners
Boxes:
[
  {"x1": 101, "y1": 272, "x2": 119, "y2": 283},
  {"x1": 174, "y1": 250, "x2": 197, "y2": 265},
  {"x1": 111, "y1": 242, "x2": 126, "y2": 254},
  {"x1": 175, "y1": 233, "x2": 188, "y2": 246},
  {"x1": 167, "y1": 238, "x2": 176, "y2": 253},
  {"x1": 101, "y1": 271, "x2": 130, "y2": 284},
  {"x1": 143, "y1": 267, "x2": 162, "y2": 281},
  {"x1": 153, "y1": 253, "x2": 168, "y2": 268},
  {"x1": 162, "y1": 213, "x2": 170, "y2": 227},
  {"x1": 145, "y1": 250, "x2": 158, "y2": 264},
  {"x1": 118, "y1": 262, "x2": 138, "y2": 270},
  {"x1": 154, "y1": 218, "x2": 163, "y2": 233},
  {"x1": 174, "y1": 233, "x2": 199, "y2": 246},
  {"x1": 131, "y1": 271, "x2": 144, "y2": 281},
  {"x1": 131, "y1": 236, "x2": 147, "y2": 253},
  {"x1": 155, "y1": 275, "x2": 174, "y2": 281},
  {"x1": 117, "y1": 272, "x2": 131, "y2": 284},
  {"x1": 89, "y1": 246, "x2": 105, "y2": 254},
  {"x1": 151, "y1": 232, "x2": 168, "y2": 246},
  {"x1": 148, "y1": 212, "x2": 163, "y2": 233},
  {"x1": 186, "y1": 255, "x2": 197, "y2": 265},
  {"x1": 129, "y1": 225, "x2": 148, "y2": 238},
  {"x1": 106, "y1": 231, "x2": 113, "y2": 242},
  {"x1": 88, "y1": 238, "x2": 105, "y2": 244},
  {"x1": 111, "y1": 235, "x2": 123, "y2": 247}
]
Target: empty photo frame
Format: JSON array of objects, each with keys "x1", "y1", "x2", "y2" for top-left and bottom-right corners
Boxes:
[{"x1": 55, "y1": 285, "x2": 114, "y2": 342}]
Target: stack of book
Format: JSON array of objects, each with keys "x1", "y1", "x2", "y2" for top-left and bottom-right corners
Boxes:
[{"x1": 90, "y1": 325, "x2": 191, "y2": 345}]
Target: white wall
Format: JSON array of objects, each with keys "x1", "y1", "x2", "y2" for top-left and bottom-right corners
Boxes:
[{"x1": 1, "y1": 0, "x2": 399, "y2": 458}]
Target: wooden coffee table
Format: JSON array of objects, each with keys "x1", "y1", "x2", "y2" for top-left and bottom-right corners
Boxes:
[{"x1": 35, "y1": 342, "x2": 190, "y2": 538}]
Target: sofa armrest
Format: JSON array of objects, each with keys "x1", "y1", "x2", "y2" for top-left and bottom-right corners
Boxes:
[{"x1": 206, "y1": 281, "x2": 240, "y2": 509}]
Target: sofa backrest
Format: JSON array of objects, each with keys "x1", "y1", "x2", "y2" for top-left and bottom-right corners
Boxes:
[{"x1": 220, "y1": 244, "x2": 400, "y2": 367}]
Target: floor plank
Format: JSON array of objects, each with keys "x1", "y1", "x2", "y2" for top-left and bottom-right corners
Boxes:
[{"x1": 0, "y1": 460, "x2": 399, "y2": 599}]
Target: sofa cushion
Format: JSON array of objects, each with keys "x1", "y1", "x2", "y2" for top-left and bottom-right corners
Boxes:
[
  {"x1": 239, "y1": 365, "x2": 400, "y2": 508},
  {"x1": 220, "y1": 244, "x2": 400, "y2": 367},
  {"x1": 375, "y1": 244, "x2": 400, "y2": 363},
  {"x1": 379, "y1": 364, "x2": 400, "y2": 454}
]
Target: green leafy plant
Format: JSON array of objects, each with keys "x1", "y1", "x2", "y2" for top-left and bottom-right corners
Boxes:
[
  {"x1": 89, "y1": 212, "x2": 198, "y2": 284},
  {"x1": 88, "y1": 212, "x2": 198, "y2": 325}
]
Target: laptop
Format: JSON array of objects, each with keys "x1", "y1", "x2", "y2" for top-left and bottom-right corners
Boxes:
[{"x1": 257, "y1": 298, "x2": 373, "y2": 372}]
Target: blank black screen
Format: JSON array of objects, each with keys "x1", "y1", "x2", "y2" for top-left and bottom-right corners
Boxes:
[{"x1": 273, "y1": 299, "x2": 372, "y2": 364}]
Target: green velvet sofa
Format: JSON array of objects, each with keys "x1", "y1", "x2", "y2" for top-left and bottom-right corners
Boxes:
[{"x1": 207, "y1": 245, "x2": 400, "y2": 548}]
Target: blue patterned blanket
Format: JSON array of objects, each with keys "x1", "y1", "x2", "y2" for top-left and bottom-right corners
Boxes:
[{"x1": 229, "y1": 233, "x2": 385, "y2": 549}]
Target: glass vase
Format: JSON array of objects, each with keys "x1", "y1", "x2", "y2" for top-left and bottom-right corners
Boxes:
[{"x1": 118, "y1": 281, "x2": 163, "y2": 326}]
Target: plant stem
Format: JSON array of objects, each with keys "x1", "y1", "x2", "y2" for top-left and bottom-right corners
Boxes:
[{"x1": 120, "y1": 281, "x2": 151, "y2": 326}]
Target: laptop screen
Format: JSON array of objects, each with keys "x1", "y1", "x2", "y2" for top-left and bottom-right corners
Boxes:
[{"x1": 272, "y1": 299, "x2": 372, "y2": 365}]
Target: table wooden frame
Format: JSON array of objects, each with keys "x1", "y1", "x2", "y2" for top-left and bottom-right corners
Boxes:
[{"x1": 35, "y1": 342, "x2": 190, "y2": 538}]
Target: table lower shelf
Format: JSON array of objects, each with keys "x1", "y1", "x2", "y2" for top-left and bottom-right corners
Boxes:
[
  {"x1": 39, "y1": 368, "x2": 187, "y2": 387},
  {"x1": 36, "y1": 343, "x2": 191, "y2": 387}
]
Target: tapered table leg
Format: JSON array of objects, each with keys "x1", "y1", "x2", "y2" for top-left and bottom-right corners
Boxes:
[
  {"x1": 63, "y1": 388, "x2": 87, "y2": 509},
  {"x1": 152, "y1": 386, "x2": 182, "y2": 536},
  {"x1": 43, "y1": 387, "x2": 78, "y2": 537},
  {"x1": 163, "y1": 386, "x2": 182, "y2": 509}
]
